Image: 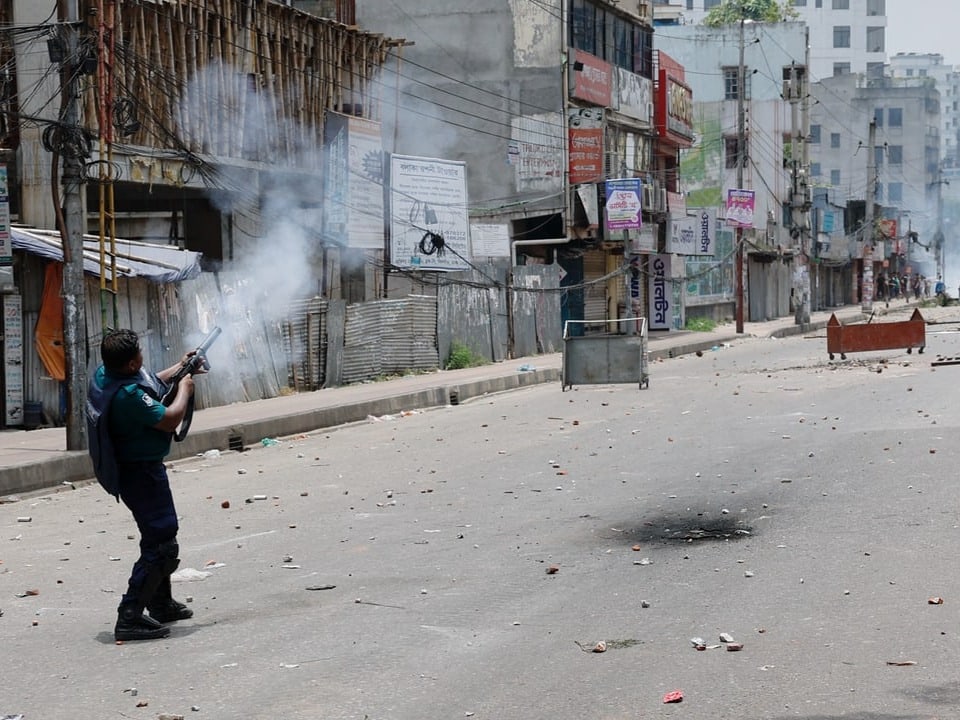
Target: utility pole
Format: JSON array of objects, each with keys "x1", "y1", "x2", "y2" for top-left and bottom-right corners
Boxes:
[
  {"x1": 788, "y1": 62, "x2": 810, "y2": 324},
  {"x1": 862, "y1": 119, "x2": 876, "y2": 314},
  {"x1": 57, "y1": 0, "x2": 88, "y2": 451},
  {"x1": 734, "y1": 14, "x2": 746, "y2": 334}
]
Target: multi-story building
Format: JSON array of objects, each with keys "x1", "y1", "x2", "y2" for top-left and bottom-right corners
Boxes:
[
  {"x1": 654, "y1": 21, "x2": 814, "y2": 320},
  {"x1": 356, "y1": 0, "x2": 694, "y2": 332},
  {"x1": 654, "y1": 0, "x2": 886, "y2": 82},
  {"x1": 808, "y1": 73, "x2": 942, "y2": 279},
  {"x1": 888, "y1": 53, "x2": 959, "y2": 167}
]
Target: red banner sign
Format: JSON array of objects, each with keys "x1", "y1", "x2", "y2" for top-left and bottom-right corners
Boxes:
[{"x1": 568, "y1": 126, "x2": 604, "y2": 185}]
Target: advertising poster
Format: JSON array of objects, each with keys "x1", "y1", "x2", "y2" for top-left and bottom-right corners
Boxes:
[
  {"x1": 323, "y1": 112, "x2": 384, "y2": 249},
  {"x1": 725, "y1": 189, "x2": 756, "y2": 229},
  {"x1": 390, "y1": 155, "x2": 470, "y2": 271},
  {"x1": 4, "y1": 294, "x2": 22, "y2": 426},
  {"x1": 605, "y1": 178, "x2": 643, "y2": 231}
]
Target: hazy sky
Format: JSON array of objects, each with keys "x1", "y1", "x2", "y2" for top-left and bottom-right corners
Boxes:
[{"x1": 885, "y1": 1, "x2": 960, "y2": 65}]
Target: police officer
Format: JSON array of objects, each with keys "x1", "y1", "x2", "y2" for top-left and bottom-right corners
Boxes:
[{"x1": 89, "y1": 329, "x2": 203, "y2": 641}]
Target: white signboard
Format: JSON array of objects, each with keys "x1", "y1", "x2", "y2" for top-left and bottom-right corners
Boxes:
[
  {"x1": 470, "y1": 223, "x2": 511, "y2": 257},
  {"x1": 616, "y1": 68, "x2": 653, "y2": 124},
  {"x1": 4, "y1": 294, "x2": 22, "y2": 426},
  {"x1": 668, "y1": 209, "x2": 716, "y2": 256},
  {"x1": 648, "y1": 254, "x2": 672, "y2": 331},
  {"x1": 390, "y1": 155, "x2": 470, "y2": 271},
  {"x1": 323, "y1": 113, "x2": 384, "y2": 249}
]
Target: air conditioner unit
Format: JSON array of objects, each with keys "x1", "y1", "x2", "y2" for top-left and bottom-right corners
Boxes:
[
  {"x1": 604, "y1": 152, "x2": 624, "y2": 179},
  {"x1": 642, "y1": 184, "x2": 657, "y2": 213}
]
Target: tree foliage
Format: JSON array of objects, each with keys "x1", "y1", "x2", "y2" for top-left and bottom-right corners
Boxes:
[{"x1": 702, "y1": 0, "x2": 798, "y2": 26}]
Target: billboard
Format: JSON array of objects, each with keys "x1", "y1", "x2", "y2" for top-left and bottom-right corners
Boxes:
[
  {"x1": 322, "y1": 112, "x2": 385, "y2": 249},
  {"x1": 389, "y1": 155, "x2": 470, "y2": 271}
]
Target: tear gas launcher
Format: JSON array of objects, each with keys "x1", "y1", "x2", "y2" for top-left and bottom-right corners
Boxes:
[{"x1": 162, "y1": 326, "x2": 222, "y2": 441}]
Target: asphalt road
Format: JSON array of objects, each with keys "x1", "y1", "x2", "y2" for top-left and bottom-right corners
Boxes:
[{"x1": 5, "y1": 308, "x2": 960, "y2": 719}]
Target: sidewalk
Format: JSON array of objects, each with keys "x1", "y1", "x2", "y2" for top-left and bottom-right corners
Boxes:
[{"x1": 0, "y1": 302, "x2": 913, "y2": 498}]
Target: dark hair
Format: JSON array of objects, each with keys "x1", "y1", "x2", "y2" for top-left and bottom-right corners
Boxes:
[{"x1": 101, "y1": 329, "x2": 140, "y2": 373}]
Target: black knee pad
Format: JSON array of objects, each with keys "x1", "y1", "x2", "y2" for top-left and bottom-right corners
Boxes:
[{"x1": 157, "y1": 538, "x2": 180, "y2": 575}]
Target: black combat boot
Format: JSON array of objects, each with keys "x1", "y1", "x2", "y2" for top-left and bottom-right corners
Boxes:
[
  {"x1": 147, "y1": 577, "x2": 193, "y2": 623},
  {"x1": 115, "y1": 604, "x2": 171, "y2": 641}
]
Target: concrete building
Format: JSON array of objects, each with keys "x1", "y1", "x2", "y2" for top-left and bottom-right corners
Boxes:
[
  {"x1": 654, "y1": 21, "x2": 815, "y2": 321},
  {"x1": 888, "y1": 53, "x2": 960, "y2": 167},
  {"x1": 808, "y1": 73, "x2": 942, "y2": 279},
  {"x1": 356, "y1": 0, "x2": 695, "y2": 333},
  {"x1": 654, "y1": 0, "x2": 886, "y2": 82}
]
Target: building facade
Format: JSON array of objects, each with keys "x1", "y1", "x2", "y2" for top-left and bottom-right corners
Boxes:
[
  {"x1": 655, "y1": 0, "x2": 886, "y2": 82},
  {"x1": 357, "y1": 0, "x2": 692, "y2": 333}
]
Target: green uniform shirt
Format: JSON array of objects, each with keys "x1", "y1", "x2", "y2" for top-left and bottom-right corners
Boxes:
[{"x1": 95, "y1": 366, "x2": 171, "y2": 462}]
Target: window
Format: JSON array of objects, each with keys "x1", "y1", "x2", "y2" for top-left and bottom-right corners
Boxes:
[
  {"x1": 875, "y1": 146, "x2": 884, "y2": 168},
  {"x1": 833, "y1": 26, "x2": 851, "y2": 49},
  {"x1": 888, "y1": 183, "x2": 902, "y2": 202},
  {"x1": 907, "y1": 69, "x2": 914, "y2": 77},
  {"x1": 888, "y1": 145, "x2": 903, "y2": 164},
  {"x1": 816, "y1": 0, "x2": 822, "y2": 6},
  {"x1": 830, "y1": 169, "x2": 841, "y2": 186},
  {"x1": 570, "y1": 0, "x2": 597, "y2": 56},
  {"x1": 832, "y1": 0, "x2": 849, "y2": 8},
  {"x1": 920, "y1": 69, "x2": 928, "y2": 77},
  {"x1": 704, "y1": 0, "x2": 721, "y2": 7},
  {"x1": 866, "y1": 62, "x2": 885, "y2": 79},
  {"x1": 809, "y1": 124, "x2": 821, "y2": 144},
  {"x1": 685, "y1": 229, "x2": 734, "y2": 299},
  {"x1": 866, "y1": 26, "x2": 884, "y2": 53},
  {"x1": 874, "y1": 107, "x2": 884, "y2": 127},
  {"x1": 569, "y1": 0, "x2": 651, "y2": 75},
  {"x1": 687, "y1": 0, "x2": 693, "y2": 8},
  {"x1": 811, "y1": 162, "x2": 821, "y2": 177},
  {"x1": 888, "y1": 108, "x2": 903, "y2": 127},
  {"x1": 867, "y1": 0, "x2": 885, "y2": 15},
  {"x1": 793, "y1": 0, "x2": 807, "y2": 5},
  {"x1": 723, "y1": 67, "x2": 750, "y2": 100},
  {"x1": 725, "y1": 136, "x2": 746, "y2": 169},
  {"x1": 875, "y1": 182, "x2": 883, "y2": 200},
  {"x1": 833, "y1": 62, "x2": 851, "y2": 76},
  {"x1": 831, "y1": 133, "x2": 841, "y2": 148}
]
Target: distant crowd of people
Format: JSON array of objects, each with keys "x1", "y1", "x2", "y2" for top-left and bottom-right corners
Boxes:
[{"x1": 875, "y1": 272, "x2": 947, "y2": 303}]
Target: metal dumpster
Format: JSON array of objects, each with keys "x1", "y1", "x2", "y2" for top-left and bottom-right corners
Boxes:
[{"x1": 561, "y1": 318, "x2": 649, "y2": 391}]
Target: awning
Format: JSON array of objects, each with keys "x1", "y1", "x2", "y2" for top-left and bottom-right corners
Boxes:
[{"x1": 11, "y1": 226, "x2": 202, "y2": 283}]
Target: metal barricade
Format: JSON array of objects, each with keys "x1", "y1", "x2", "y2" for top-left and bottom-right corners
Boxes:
[{"x1": 561, "y1": 318, "x2": 649, "y2": 391}]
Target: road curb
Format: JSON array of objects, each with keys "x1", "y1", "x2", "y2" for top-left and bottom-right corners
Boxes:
[{"x1": 0, "y1": 368, "x2": 563, "y2": 498}]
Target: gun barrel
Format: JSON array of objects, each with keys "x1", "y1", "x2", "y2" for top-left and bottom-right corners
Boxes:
[{"x1": 197, "y1": 326, "x2": 222, "y2": 354}]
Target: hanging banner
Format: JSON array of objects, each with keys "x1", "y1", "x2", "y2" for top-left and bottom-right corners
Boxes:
[
  {"x1": 605, "y1": 178, "x2": 643, "y2": 231},
  {"x1": 648, "y1": 254, "x2": 672, "y2": 331},
  {"x1": 725, "y1": 189, "x2": 756, "y2": 229}
]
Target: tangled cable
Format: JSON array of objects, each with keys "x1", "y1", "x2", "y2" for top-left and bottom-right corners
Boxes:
[
  {"x1": 418, "y1": 230, "x2": 446, "y2": 256},
  {"x1": 113, "y1": 97, "x2": 141, "y2": 137},
  {"x1": 41, "y1": 122, "x2": 91, "y2": 160}
]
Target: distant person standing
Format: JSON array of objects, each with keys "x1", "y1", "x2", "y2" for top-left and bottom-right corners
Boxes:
[
  {"x1": 936, "y1": 275, "x2": 946, "y2": 297},
  {"x1": 87, "y1": 329, "x2": 204, "y2": 641}
]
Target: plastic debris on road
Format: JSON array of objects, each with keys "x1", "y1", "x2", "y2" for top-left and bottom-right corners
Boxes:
[
  {"x1": 261, "y1": 437, "x2": 280, "y2": 446},
  {"x1": 663, "y1": 690, "x2": 684, "y2": 703}
]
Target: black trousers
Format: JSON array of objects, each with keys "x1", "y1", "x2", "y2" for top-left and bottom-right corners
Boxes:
[{"x1": 117, "y1": 460, "x2": 179, "y2": 608}]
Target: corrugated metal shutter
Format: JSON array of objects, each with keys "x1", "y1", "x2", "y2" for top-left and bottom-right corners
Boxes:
[{"x1": 583, "y1": 250, "x2": 607, "y2": 324}]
